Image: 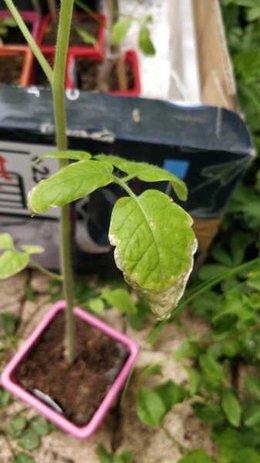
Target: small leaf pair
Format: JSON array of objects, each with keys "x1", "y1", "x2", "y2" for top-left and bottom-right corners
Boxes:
[{"x1": 0, "y1": 233, "x2": 44, "y2": 280}]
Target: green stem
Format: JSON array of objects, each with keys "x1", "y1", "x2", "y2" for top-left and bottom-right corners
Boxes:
[
  {"x1": 3, "y1": 0, "x2": 53, "y2": 84},
  {"x1": 114, "y1": 176, "x2": 137, "y2": 198},
  {"x1": 52, "y1": 0, "x2": 75, "y2": 364},
  {"x1": 30, "y1": 260, "x2": 63, "y2": 282}
]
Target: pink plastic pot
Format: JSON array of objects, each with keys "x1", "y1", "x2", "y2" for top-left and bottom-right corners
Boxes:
[
  {"x1": 1, "y1": 301, "x2": 139, "y2": 439},
  {"x1": 67, "y1": 49, "x2": 141, "y2": 97},
  {"x1": 0, "y1": 11, "x2": 40, "y2": 46},
  {"x1": 37, "y1": 13, "x2": 106, "y2": 59}
]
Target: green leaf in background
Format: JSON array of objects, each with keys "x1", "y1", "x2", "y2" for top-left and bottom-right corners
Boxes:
[
  {"x1": 21, "y1": 245, "x2": 44, "y2": 255},
  {"x1": 9, "y1": 416, "x2": 27, "y2": 438},
  {"x1": 244, "y1": 405, "x2": 260, "y2": 427},
  {"x1": 13, "y1": 453, "x2": 35, "y2": 463},
  {"x1": 0, "y1": 251, "x2": 29, "y2": 279},
  {"x1": 185, "y1": 367, "x2": 200, "y2": 395},
  {"x1": 0, "y1": 233, "x2": 14, "y2": 250},
  {"x1": 154, "y1": 380, "x2": 187, "y2": 412},
  {"x1": 36, "y1": 150, "x2": 92, "y2": 162},
  {"x1": 178, "y1": 449, "x2": 214, "y2": 463},
  {"x1": 30, "y1": 416, "x2": 50, "y2": 436},
  {"x1": 137, "y1": 387, "x2": 166, "y2": 427},
  {"x1": 111, "y1": 18, "x2": 132, "y2": 46},
  {"x1": 109, "y1": 190, "x2": 197, "y2": 319},
  {"x1": 19, "y1": 429, "x2": 40, "y2": 450},
  {"x1": 0, "y1": 388, "x2": 12, "y2": 407},
  {"x1": 75, "y1": 26, "x2": 96, "y2": 45},
  {"x1": 174, "y1": 339, "x2": 199, "y2": 360},
  {"x1": 96, "y1": 155, "x2": 188, "y2": 201},
  {"x1": 88, "y1": 297, "x2": 105, "y2": 315},
  {"x1": 97, "y1": 445, "x2": 113, "y2": 463},
  {"x1": 221, "y1": 390, "x2": 241, "y2": 427},
  {"x1": 28, "y1": 160, "x2": 114, "y2": 214},
  {"x1": 102, "y1": 288, "x2": 136, "y2": 315},
  {"x1": 140, "y1": 363, "x2": 162, "y2": 383},
  {"x1": 138, "y1": 25, "x2": 155, "y2": 55},
  {"x1": 199, "y1": 353, "x2": 225, "y2": 387},
  {"x1": 193, "y1": 403, "x2": 225, "y2": 426},
  {"x1": 198, "y1": 264, "x2": 228, "y2": 281},
  {"x1": 1, "y1": 312, "x2": 18, "y2": 336},
  {"x1": 244, "y1": 376, "x2": 260, "y2": 400}
]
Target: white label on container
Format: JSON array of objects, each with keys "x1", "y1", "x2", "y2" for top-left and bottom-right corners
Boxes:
[{"x1": 0, "y1": 140, "x2": 58, "y2": 219}]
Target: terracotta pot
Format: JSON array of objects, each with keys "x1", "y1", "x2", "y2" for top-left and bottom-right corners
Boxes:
[
  {"x1": 67, "y1": 49, "x2": 141, "y2": 97},
  {"x1": 0, "y1": 11, "x2": 40, "y2": 46},
  {"x1": 1, "y1": 301, "x2": 139, "y2": 439},
  {"x1": 37, "y1": 13, "x2": 106, "y2": 59},
  {"x1": 0, "y1": 46, "x2": 33, "y2": 87}
]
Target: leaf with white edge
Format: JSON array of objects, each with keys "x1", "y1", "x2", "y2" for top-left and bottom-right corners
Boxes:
[
  {"x1": 36, "y1": 151, "x2": 92, "y2": 163},
  {"x1": 137, "y1": 387, "x2": 166, "y2": 427},
  {"x1": 111, "y1": 18, "x2": 132, "y2": 46},
  {"x1": 21, "y1": 245, "x2": 44, "y2": 255},
  {"x1": 109, "y1": 190, "x2": 197, "y2": 319},
  {"x1": 28, "y1": 160, "x2": 114, "y2": 214},
  {"x1": 96, "y1": 155, "x2": 187, "y2": 201},
  {"x1": 102, "y1": 288, "x2": 136, "y2": 315},
  {"x1": 0, "y1": 251, "x2": 29, "y2": 280},
  {"x1": 221, "y1": 390, "x2": 241, "y2": 427},
  {"x1": 0, "y1": 233, "x2": 14, "y2": 250}
]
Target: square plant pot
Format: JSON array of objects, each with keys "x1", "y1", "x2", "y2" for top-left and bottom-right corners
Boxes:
[
  {"x1": 0, "y1": 11, "x2": 40, "y2": 46},
  {"x1": 37, "y1": 12, "x2": 106, "y2": 58},
  {"x1": 0, "y1": 47, "x2": 33, "y2": 87},
  {"x1": 67, "y1": 49, "x2": 141, "y2": 97},
  {"x1": 1, "y1": 301, "x2": 139, "y2": 439}
]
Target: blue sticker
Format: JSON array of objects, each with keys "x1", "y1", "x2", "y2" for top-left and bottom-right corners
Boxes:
[{"x1": 163, "y1": 159, "x2": 189, "y2": 179}]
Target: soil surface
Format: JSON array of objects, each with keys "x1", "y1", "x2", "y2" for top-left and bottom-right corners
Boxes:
[
  {"x1": 43, "y1": 16, "x2": 100, "y2": 46},
  {"x1": 14, "y1": 311, "x2": 128, "y2": 426},
  {"x1": 0, "y1": 55, "x2": 24, "y2": 85},
  {"x1": 76, "y1": 58, "x2": 134, "y2": 92},
  {"x1": 0, "y1": 22, "x2": 32, "y2": 45}
]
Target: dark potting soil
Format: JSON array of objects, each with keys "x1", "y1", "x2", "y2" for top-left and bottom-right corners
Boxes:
[
  {"x1": 14, "y1": 312, "x2": 129, "y2": 426},
  {"x1": 43, "y1": 16, "x2": 100, "y2": 46},
  {"x1": 33, "y1": 55, "x2": 54, "y2": 87},
  {"x1": 0, "y1": 55, "x2": 24, "y2": 85},
  {"x1": 0, "y1": 22, "x2": 32, "y2": 45},
  {"x1": 76, "y1": 59, "x2": 135, "y2": 92}
]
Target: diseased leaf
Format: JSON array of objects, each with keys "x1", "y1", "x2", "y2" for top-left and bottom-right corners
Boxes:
[
  {"x1": 75, "y1": 26, "x2": 96, "y2": 45},
  {"x1": 0, "y1": 251, "x2": 29, "y2": 279},
  {"x1": 102, "y1": 288, "x2": 136, "y2": 315},
  {"x1": 109, "y1": 190, "x2": 197, "y2": 319},
  {"x1": 137, "y1": 387, "x2": 166, "y2": 427},
  {"x1": 111, "y1": 18, "x2": 132, "y2": 46},
  {"x1": 96, "y1": 155, "x2": 187, "y2": 201},
  {"x1": 28, "y1": 160, "x2": 114, "y2": 214},
  {"x1": 21, "y1": 245, "x2": 44, "y2": 255},
  {"x1": 0, "y1": 233, "x2": 14, "y2": 250},
  {"x1": 138, "y1": 25, "x2": 155, "y2": 55},
  {"x1": 36, "y1": 151, "x2": 92, "y2": 162},
  {"x1": 221, "y1": 390, "x2": 241, "y2": 427}
]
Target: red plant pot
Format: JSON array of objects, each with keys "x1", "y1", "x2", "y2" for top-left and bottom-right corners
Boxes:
[
  {"x1": 37, "y1": 13, "x2": 106, "y2": 59},
  {"x1": 0, "y1": 11, "x2": 40, "y2": 46},
  {"x1": 67, "y1": 49, "x2": 141, "y2": 97},
  {"x1": 0, "y1": 46, "x2": 33, "y2": 87},
  {"x1": 29, "y1": 49, "x2": 70, "y2": 89},
  {"x1": 1, "y1": 301, "x2": 139, "y2": 439}
]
